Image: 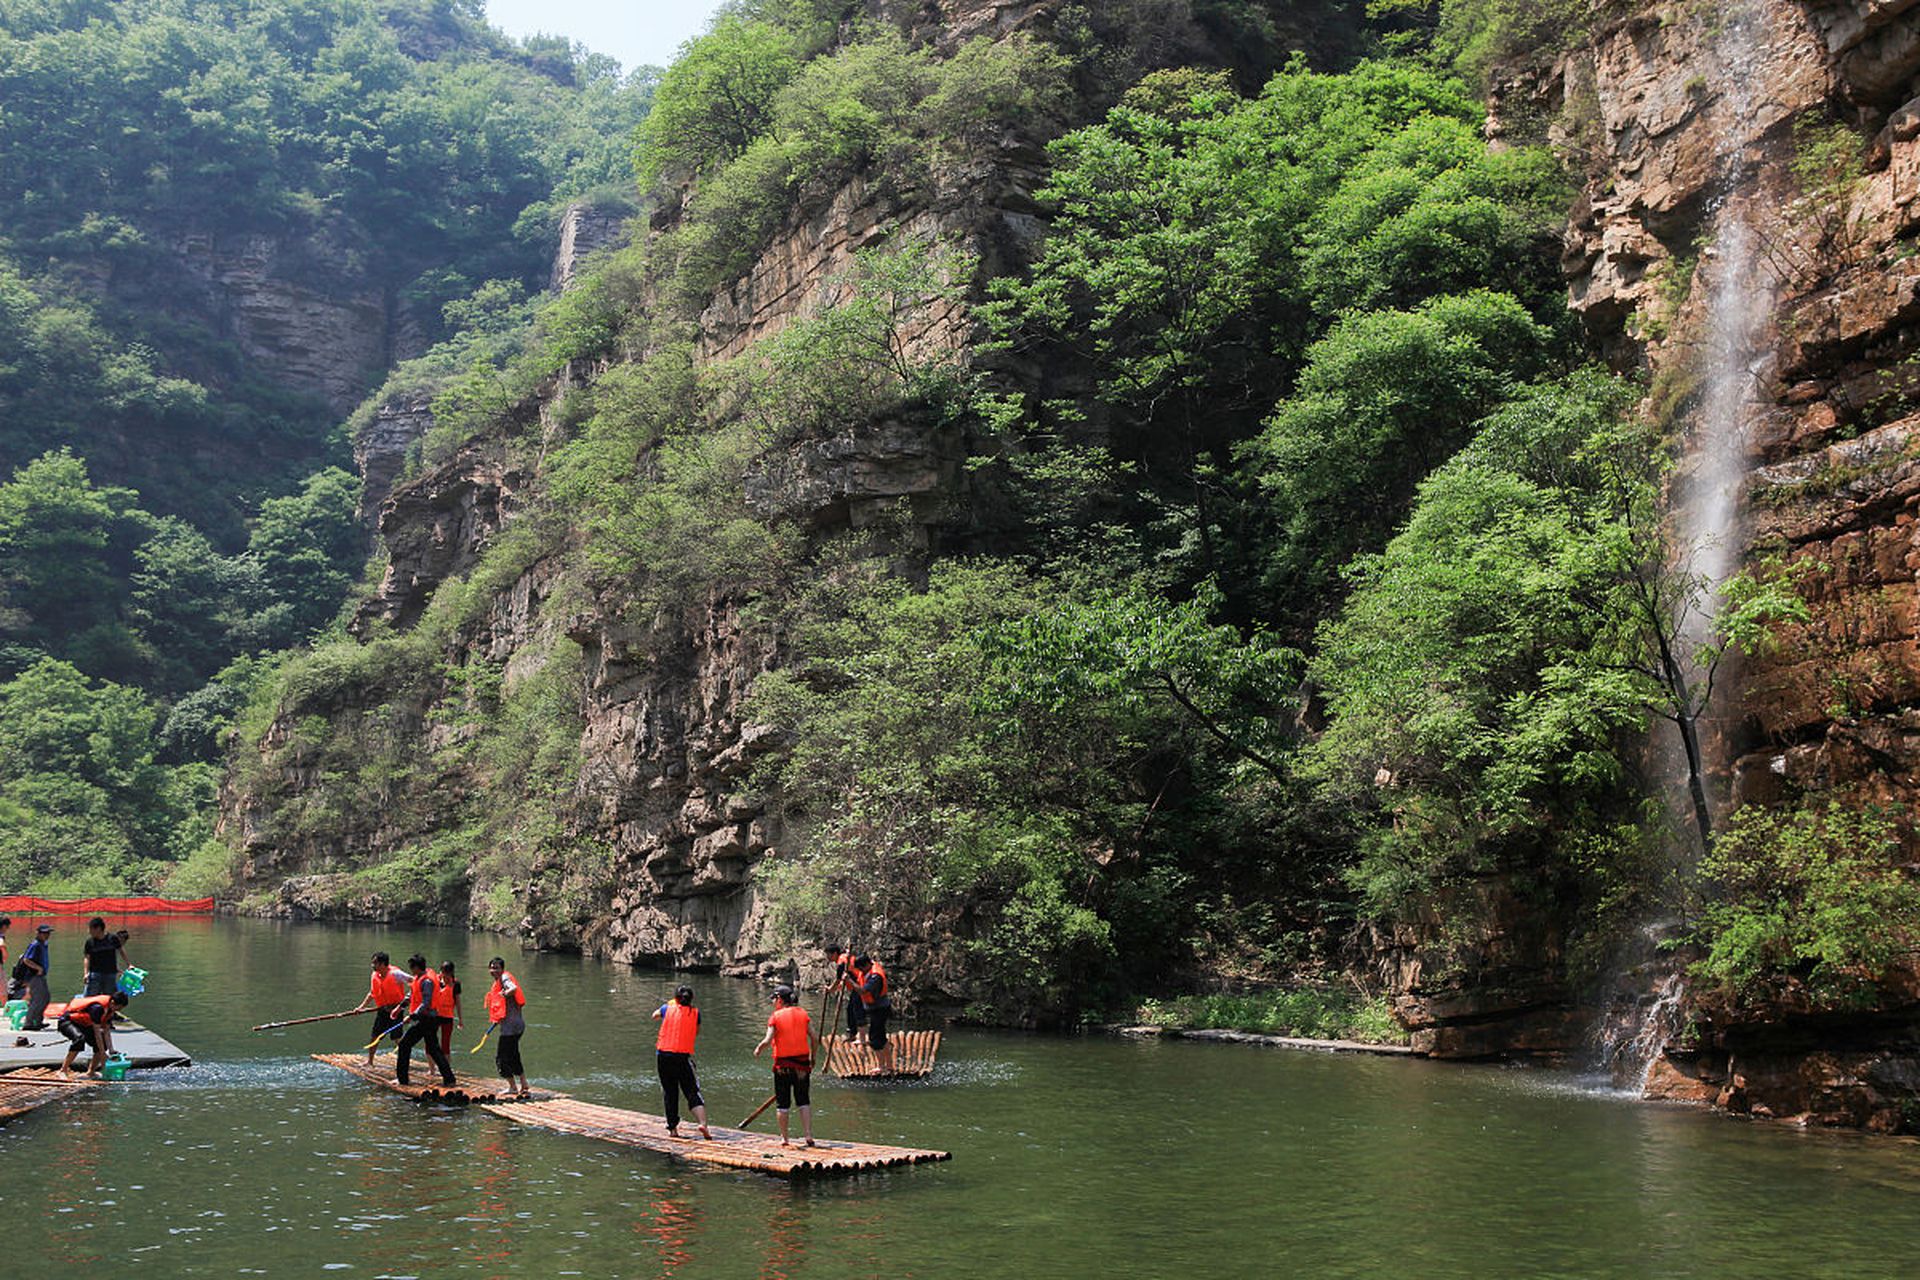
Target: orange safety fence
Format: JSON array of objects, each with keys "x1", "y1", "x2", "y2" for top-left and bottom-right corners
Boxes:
[{"x1": 0, "y1": 896, "x2": 216, "y2": 915}]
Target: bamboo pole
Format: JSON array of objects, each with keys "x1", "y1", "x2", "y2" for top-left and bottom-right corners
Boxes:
[{"x1": 251, "y1": 1008, "x2": 366, "y2": 1031}]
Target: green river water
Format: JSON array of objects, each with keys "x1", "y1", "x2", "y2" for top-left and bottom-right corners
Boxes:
[{"x1": 1, "y1": 915, "x2": 1918, "y2": 1278}]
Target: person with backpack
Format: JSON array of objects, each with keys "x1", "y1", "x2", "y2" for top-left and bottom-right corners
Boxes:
[
  {"x1": 17, "y1": 923, "x2": 51, "y2": 1029},
  {"x1": 485, "y1": 957, "x2": 530, "y2": 1098},
  {"x1": 652, "y1": 985, "x2": 710, "y2": 1139}
]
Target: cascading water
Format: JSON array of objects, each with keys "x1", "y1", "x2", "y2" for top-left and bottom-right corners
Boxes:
[{"x1": 1597, "y1": 0, "x2": 1778, "y2": 1090}]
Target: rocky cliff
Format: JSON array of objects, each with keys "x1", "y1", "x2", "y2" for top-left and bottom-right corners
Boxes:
[{"x1": 1415, "y1": 0, "x2": 1920, "y2": 1123}]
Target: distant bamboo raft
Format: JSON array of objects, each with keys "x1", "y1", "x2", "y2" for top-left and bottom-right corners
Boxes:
[
  {"x1": 0, "y1": 1068, "x2": 100, "y2": 1123},
  {"x1": 825, "y1": 1030, "x2": 940, "y2": 1078},
  {"x1": 477, "y1": 1095, "x2": 951, "y2": 1179},
  {"x1": 311, "y1": 1053, "x2": 951, "y2": 1178}
]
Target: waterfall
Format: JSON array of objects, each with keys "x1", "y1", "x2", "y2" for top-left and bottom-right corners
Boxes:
[{"x1": 1596, "y1": 1, "x2": 1775, "y2": 1093}]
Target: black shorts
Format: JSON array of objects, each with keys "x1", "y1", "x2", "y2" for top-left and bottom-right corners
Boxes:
[
  {"x1": 58, "y1": 1019, "x2": 99, "y2": 1051},
  {"x1": 774, "y1": 1061, "x2": 812, "y2": 1110},
  {"x1": 495, "y1": 1032, "x2": 524, "y2": 1079},
  {"x1": 371, "y1": 1004, "x2": 403, "y2": 1042},
  {"x1": 867, "y1": 1005, "x2": 890, "y2": 1051}
]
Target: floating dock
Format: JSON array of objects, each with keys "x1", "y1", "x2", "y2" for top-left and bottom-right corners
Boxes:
[
  {"x1": 825, "y1": 1030, "x2": 940, "y2": 1079},
  {"x1": 0, "y1": 1069, "x2": 100, "y2": 1122},
  {"x1": 0, "y1": 1019, "x2": 192, "y2": 1072},
  {"x1": 313, "y1": 1053, "x2": 951, "y2": 1178}
]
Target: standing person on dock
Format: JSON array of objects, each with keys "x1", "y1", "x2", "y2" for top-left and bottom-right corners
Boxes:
[
  {"x1": 436, "y1": 961, "x2": 464, "y2": 1060},
  {"x1": 19, "y1": 924, "x2": 51, "y2": 1029},
  {"x1": 354, "y1": 952, "x2": 408, "y2": 1066},
  {"x1": 80, "y1": 917, "x2": 130, "y2": 998},
  {"x1": 753, "y1": 985, "x2": 817, "y2": 1147},
  {"x1": 824, "y1": 944, "x2": 867, "y2": 1047},
  {"x1": 393, "y1": 954, "x2": 456, "y2": 1088},
  {"x1": 853, "y1": 954, "x2": 894, "y2": 1073},
  {"x1": 485, "y1": 957, "x2": 530, "y2": 1098},
  {"x1": 653, "y1": 985, "x2": 710, "y2": 1140},
  {"x1": 57, "y1": 990, "x2": 127, "y2": 1078}
]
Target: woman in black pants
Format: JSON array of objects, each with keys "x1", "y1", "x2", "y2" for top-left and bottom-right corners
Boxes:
[{"x1": 652, "y1": 984, "x2": 710, "y2": 1138}]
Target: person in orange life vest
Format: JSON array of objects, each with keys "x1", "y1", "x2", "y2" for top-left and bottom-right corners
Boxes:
[
  {"x1": 485, "y1": 956, "x2": 530, "y2": 1098},
  {"x1": 853, "y1": 954, "x2": 894, "y2": 1073},
  {"x1": 436, "y1": 960, "x2": 464, "y2": 1059},
  {"x1": 394, "y1": 953, "x2": 456, "y2": 1087},
  {"x1": 353, "y1": 951, "x2": 409, "y2": 1065},
  {"x1": 823, "y1": 944, "x2": 867, "y2": 1045},
  {"x1": 653, "y1": 984, "x2": 711, "y2": 1139},
  {"x1": 58, "y1": 990, "x2": 127, "y2": 1079},
  {"x1": 752, "y1": 985, "x2": 816, "y2": 1147}
]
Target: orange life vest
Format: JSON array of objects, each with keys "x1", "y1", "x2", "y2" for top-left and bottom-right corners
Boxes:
[
  {"x1": 485, "y1": 972, "x2": 524, "y2": 1023},
  {"x1": 408, "y1": 972, "x2": 432, "y2": 1015},
  {"x1": 656, "y1": 1001, "x2": 699, "y2": 1054},
  {"x1": 369, "y1": 968, "x2": 406, "y2": 1007},
  {"x1": 65, "y1": 994, "x2": 116, "y2": 1026},
  {"x1": 768, "y1": 1005, "x2": 811, "y2": 1059},
  {"x1": 433, "y1": 975, "x2": 457, "y2": 1018},
  {"x1": 857, "y1": 959, "x2": 888, "y2": 1005}
]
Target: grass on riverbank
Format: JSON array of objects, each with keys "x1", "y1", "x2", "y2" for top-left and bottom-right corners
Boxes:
[{"x1": 1130, "y1": 988, "x2": 1410, "y2": 1045}]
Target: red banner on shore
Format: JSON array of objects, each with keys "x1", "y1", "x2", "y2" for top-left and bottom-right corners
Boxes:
[{"x1": 0, "y1": 896, "x2": 216, "y2": 915}]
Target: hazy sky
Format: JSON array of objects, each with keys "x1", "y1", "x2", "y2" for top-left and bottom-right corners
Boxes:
[{"x1": 486, "y1": 0, "x2": 730, "y2": 74}]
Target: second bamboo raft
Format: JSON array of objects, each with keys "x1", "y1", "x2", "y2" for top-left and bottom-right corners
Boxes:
[
  {"x1": 478, "y1": 1094, "x2": 950, "y2": 1178},
  {"x1": 824, "y1": 1029, "x2": 940, "y2": 1078}
]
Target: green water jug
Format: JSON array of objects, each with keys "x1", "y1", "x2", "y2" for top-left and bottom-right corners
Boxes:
[
  {"x1": 4, "y1": 1001, "x2": 24, "y2": 1030},
  {"x1": 100, "y1": 1053, "x2": 130, "y2": 1082},
  {"x1": 118, "y1": 967, "x2": 148, "y2": 997}
]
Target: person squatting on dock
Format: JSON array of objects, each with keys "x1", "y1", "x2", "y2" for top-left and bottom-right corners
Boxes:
[
  {"x1": 394, "y1": 953, "x2": 457, "y2": 1087},
  {"x1": 486, "y1": 956, "x2": 530, "y2": 1098},
  {"x1": 754, "y1": 984, "x2": 816, "y2": 1148},
  {"x1": 653, "y1": 984, "x2": 711, "y2": 1139},
  {"x1": 59, "y1": 990, "x2": 128, "y2": 1078},
  {"x1": 355, "y1": 952, "x2": 408, "y2": 1067}
]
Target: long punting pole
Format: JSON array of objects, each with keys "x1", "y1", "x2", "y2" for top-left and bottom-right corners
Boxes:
[{"x1": 251, "y1": 1008, "x2": 366, "y2": 1031}]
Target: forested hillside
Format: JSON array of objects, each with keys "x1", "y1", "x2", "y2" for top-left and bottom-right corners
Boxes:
[
  {"x1": 0, "y1": 0, "x2": 653, "y2": 891},
  {"x1": 14, "y1": 0, "x2": 1920, "y2": 1128}
]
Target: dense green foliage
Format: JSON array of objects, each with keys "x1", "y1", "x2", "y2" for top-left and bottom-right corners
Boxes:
[{"x1": 1692, "y1": 803, "x2": 1920, "y2": 1001}]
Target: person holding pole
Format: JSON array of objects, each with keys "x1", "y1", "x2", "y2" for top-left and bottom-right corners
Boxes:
[
  {"x1": 824, "y1": 944, "x2": 867, "y2": 1046},
  {"x1": 753, "y1": 985, "x2": 816, "y2": 1148},
  {"x1": 485, "y1": 957, "x2": 530, "y2": 1098},
  {"x1": 394, "y1": 953, "x2": 456, "y2": 1088},
  {"x1": 853, "y1": 954, "x2": 894, "y2": 1073},
  {"x1": 652, "y1": 985, "x2": 710, "y2": 1139},
  {"x1": 354, "y1": 952, "x2": 409, "y2": 1066}
]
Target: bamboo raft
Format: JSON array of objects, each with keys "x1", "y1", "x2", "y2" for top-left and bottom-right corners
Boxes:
[
  {"x1": 313, "y1": 1054, "x2": 951, "y2": 1178},
  {"x1": 479, "y1": 1095, "x2": 950, "y2": 1178},
  {"x1": 824, "y1": 1030, "x2": 940, "y2": 1079},
  {"x1": 310, "y1": 1053, "x2": 559, "y2": 1105},
  {"x1": 0, "y1": 1068, "x2": 100, "y2": 1123}
]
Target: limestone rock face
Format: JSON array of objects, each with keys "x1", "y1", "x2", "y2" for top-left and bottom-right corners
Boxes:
[
  {"x1": 156, "y1": 226, "x2": 396, "y2": 416},
  {"x1": 551, "y1": 200, "x2": 632, "y2": 293}
]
